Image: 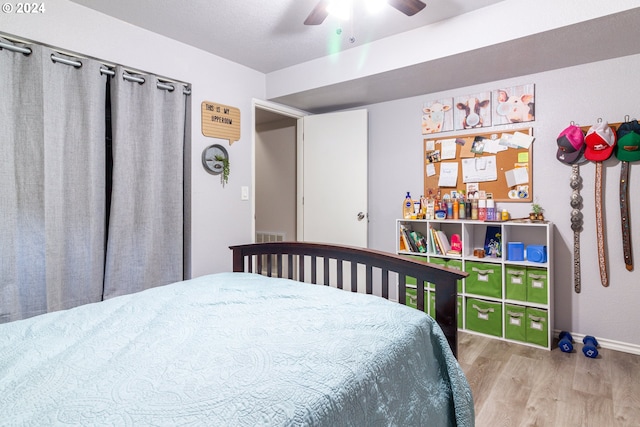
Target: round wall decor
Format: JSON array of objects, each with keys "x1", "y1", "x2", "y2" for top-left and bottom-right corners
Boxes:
[{"x1": 201, "y1": 144, "x2": 228, "y2": 175}]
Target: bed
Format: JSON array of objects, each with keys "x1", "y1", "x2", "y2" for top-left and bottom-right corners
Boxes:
[{"x1": 0, "y1": 242, "x2": 473, "y2": 426}]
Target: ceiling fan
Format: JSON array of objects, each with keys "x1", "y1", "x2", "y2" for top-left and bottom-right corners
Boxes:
[{"x1": 304, "y1": 0, "x2": 427, "y2": 25}]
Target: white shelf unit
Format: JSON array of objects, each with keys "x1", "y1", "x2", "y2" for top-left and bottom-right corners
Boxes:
[{"x1": 396, "y1": 219, "x2": 554, "y2": 350}]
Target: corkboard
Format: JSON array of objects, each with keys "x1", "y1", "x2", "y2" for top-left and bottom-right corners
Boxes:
[{"x1": 424, "y1": 128, "x2": 533, "y2": 202}]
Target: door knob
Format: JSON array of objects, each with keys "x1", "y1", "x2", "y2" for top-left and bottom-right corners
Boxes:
[{"x1": 357, "y1": 212, "x2": 366, "y2": 221}]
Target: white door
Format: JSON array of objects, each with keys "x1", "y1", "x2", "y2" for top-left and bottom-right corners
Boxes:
[{"x1": 298, "y1": 109, "x2": 368, "y2": 247}]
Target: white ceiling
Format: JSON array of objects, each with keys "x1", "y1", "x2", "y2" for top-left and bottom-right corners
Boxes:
[
  {"x1": 67, "y1": 1, "x2": 640, "y2": 113},
  {"x1": 67, "y1": 0, "x2": 505, "y2": 74}
]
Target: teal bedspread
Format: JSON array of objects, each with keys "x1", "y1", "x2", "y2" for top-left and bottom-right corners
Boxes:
[{"x1": 0, "y1": 272, "x2": 474, "y2": 426}]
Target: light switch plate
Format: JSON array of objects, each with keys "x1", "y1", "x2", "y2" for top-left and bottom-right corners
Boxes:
[{"x1": 241, "y1": 186, "x2": 249, "y2": 200}]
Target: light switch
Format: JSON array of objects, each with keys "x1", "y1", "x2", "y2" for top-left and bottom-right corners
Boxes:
[{"x1": 241, "y1": 186, "x2": 249, "y2": 200}]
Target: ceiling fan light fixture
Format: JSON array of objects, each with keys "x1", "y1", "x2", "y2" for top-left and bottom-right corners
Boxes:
[
  {"x1": 326, "y1": 0, "x2": 352, "y2": 21},
  {"x1": 304, "y1": 0, "x2": 426, "y2": 25},
  {"x1": 364, "y1": 0, "x2": 387, "y2": 14}
]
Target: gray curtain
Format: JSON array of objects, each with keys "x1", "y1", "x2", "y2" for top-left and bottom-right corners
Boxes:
[
  {"x1": 0, "y1": 42, "x2": 106, "y2": 322},
  {"x1": 102, "y1": 66, "x2": 185, "y2": 298}
]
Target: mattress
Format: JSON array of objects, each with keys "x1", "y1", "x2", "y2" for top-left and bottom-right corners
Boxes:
[{"x1": 0, "y1": 272, "x2": 474, "y2": 426}]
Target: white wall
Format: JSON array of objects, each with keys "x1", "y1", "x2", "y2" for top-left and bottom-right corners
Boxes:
[
  {"x1": 367, "y1": 53, "x2": 640, "y2": 347},
  {"x1": 0, "y1": 0, "x2": 265, "y2": 277}
]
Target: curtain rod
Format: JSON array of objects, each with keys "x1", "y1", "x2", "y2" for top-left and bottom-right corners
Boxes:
[
  {"x1": 0, "y1": 40, "x2": 31, "y2": 54},
  {"x1": 0, "y1": 39, "x2": 191, "y2": 95},
  {"x1": 96, "y1": 66, "x2": 191, "y2": 94}
]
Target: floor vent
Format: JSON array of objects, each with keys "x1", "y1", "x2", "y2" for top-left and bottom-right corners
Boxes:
[
  {"x1": 256, "y1": 232, "x2": 286, "y2": 275},
  {"x1": 256, "y1": 232, "x2": 286, "y2": 243}
]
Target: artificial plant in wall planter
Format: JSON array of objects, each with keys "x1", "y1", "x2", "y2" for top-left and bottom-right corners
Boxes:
[
  {"x1": 202, "y1": 143, "x2": 230, "y2": 186},
  {"x1": 214, "y1": 154, "x2": 230, "y2": 185}
]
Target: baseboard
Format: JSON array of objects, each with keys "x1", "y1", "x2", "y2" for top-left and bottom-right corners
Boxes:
[{"x1": 553, "y1": 329, "x2": 640, "y2": 356}]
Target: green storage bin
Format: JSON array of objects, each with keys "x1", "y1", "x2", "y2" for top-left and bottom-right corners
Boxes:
[
  {"x1": 446, "y1": 259, "x2": 464, "y2": 294},
  {"x1": 405, "y1": 285, "x2": 428, "y2": 312},
  {"x1": 505, "y1": 266, "x2": 527, "y2": 301},
  {"x1": 504, "y1": 304, "x2": 527, "y2": 342},
  {"x1": 466, "y1": 298, "x2": 502, "y2": 337},
  {"x1": 526, "y1": 307, "x2": 548, "y2": 347},
  {"x1": 465, "y1": 261, "x2": 502, "y2": 298},
  {"x1": 430, "y1": 293, "x2": 463, "y2": 329},
  {"x1": 526, "y1": 267, "x2": 548, "y2": 304}
]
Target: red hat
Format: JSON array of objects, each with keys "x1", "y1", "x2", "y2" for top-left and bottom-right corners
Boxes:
[{"x1": 585, "y1": 121, "x2": 616, "y2": 162}]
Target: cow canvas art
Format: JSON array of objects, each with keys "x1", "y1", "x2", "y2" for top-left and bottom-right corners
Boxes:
[
  {"x1": 454, "y1": 92, "x2": 492, "y2": 130},
  {"x1": 422, "y1": 98, "x2": 454, "y2": 134},
  {"x1": 493, "y1": 84, "x2": 535, "y2": 125}
]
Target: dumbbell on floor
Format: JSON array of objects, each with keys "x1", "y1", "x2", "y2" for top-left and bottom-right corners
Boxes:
[
  {"x1": 582, "y1": 335, "x2": 599, "y2": 358},
  {"x1": 558, "y1": 331, "x2": 574, "y2": 353}
]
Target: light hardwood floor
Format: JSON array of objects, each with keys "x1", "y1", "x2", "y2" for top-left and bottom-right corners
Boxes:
[{"x1": 457, "y1": 332, "x2": 640, "y2": 427}]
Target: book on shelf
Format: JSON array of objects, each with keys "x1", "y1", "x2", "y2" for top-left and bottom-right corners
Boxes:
[
  {"x1": 429, "y1": 228, "x2": 439, "y2": 254},
  {"x1": 400, "y1": 225, "x2": 416, "y2": 252},
  {"x1": 410, "y1": 231, "x2": 428, "y2": 253},
  {"x1": 399, "y1": 226, "x2": 411, "y2": 251},
  {"x1": 429, "y1": 228, "x2": 444, "y2": 255},
  {"x1": 484, "y1": 226, "x2": 502, "y2": 257},
  {"x1": 427, "y1": 228, "x2": 462, "y2": 256},
  {"x1": 436, "y1": 230, "x2": 451, "y2": 254},
  {"x1": 428, "y1": 228, "x2": 437, "y2": 254},
  {"x1": 400, "y1": 224, "x2": 425, "y2": 253}
]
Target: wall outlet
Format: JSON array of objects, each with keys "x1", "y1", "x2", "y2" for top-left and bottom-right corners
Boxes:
[{"x1": 241, "y1": 186, "x2": 249, "y2": 201}]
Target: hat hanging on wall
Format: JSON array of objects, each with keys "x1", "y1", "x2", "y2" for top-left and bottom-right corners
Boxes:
[
  {"x1": 556, "y1": 124, "x2": 587, "y2": 165},
  {"x1": 615, "y1": 118, "x2": 640, "y2": 272},
  {"x1": 584, "y1": 121, "x2": 617, "y2": 162},
  {"x1": 615, "y1": 119, "x2": 640, "y2": 162}
]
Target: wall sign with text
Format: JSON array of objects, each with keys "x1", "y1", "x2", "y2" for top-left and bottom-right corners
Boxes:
[{"x1": 201, "y1": 101, "x2": 241, "y2": 145}]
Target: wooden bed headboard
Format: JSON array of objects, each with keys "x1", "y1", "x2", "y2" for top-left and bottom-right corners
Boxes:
[{"x1": 230, "y1": 242, "x2": 468, "y2": 358}]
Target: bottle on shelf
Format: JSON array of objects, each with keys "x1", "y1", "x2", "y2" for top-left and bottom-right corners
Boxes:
[
  {"x1": 459, "y1": 198, "x2": 466, "y2": 219},
  {"x1": 403, "y1": 192, "x2": 414, "y2": 219},
  {"x1": 452, "y1": 198, "x2": 459, "y2": 219},
  {"x1": 420, "y1": 195, "x2": 427, "y2": 219},
  {"x1": 478, "y1": 199, "x2": 487, "y2": 221},
  {"x1": 426, "y1": 197, "x2": 435, "y2": 220},
  {"x1": 486, "y1": 199, "x2": 496, "y2": 221},
  {"x1": 471, "y1": 199, "x2": 478, "y2": 220},
  {"x1": 413, "y1": 199, "x2": 421, "y2": 218}
]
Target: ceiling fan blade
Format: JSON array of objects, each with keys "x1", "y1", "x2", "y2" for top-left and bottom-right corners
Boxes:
[
  {"x1": 304, "y1": 0, "x2": 330, "y2": 25},
  {"x1": 388, "y1": 0, "x2": 426, "y2": 16}
]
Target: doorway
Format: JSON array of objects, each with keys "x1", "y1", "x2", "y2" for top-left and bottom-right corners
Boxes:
[
  {"x1": 253, "y1": 100, "x2": 368, "y2": 248},
  {"x1": 253, "y1": 101, "x2": 305, "y2": 244}
]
